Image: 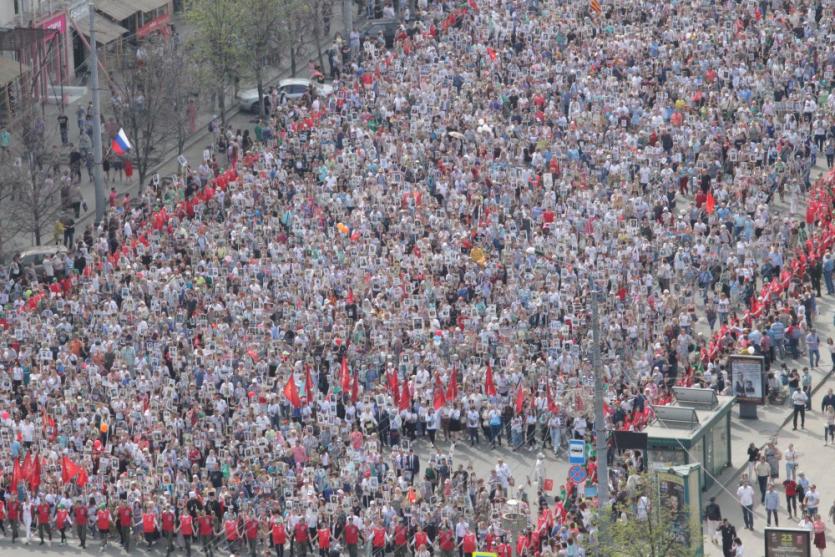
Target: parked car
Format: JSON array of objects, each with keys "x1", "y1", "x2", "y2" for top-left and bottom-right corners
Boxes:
[
  {"x1": 236, "y1": 78, "x2": 334, "y2": 112},
  {"x1": 361, "y1": 19, "x2": 398, "y2": 49},
  {"x1": 16, "y1": 245, "x2": 67, "y2": 279}
]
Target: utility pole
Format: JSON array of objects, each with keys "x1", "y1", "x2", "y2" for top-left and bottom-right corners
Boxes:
[
  {"x1": 88, "y1": 3, "x2": 105, "y2": 227},
  {"x1": 589, "y1": 275, "x2": 609, "y2": 551}
]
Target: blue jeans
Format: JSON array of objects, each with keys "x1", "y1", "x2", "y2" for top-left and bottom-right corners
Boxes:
[
  {"x1": 742, "y1": 504, "x2": 754, "y2": 529},
  {"x1": 825, "y1": 270, "x2": 834, "y2": 294},
  {"x1": 809, "y1": 348, "x2": 820, "y2": 368}
]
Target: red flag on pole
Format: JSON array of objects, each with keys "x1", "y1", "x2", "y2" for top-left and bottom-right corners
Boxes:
[
  {"x1": 304, "y1": 364, "x2": 314, "y2": 403},
  {"x1": 11, "y1": 458, "x2": 21, "y2": 492},
  {"x1": 30, "y1": 454, "x2": 41, "y2": 492},
  {"x1": 42, "y1": 406, "x2": 57, "y2": 442},
  {"x1": 21, "y1": 452, "x2": 33, "y2": 483},
  {"x1": 546, "y1": 384, "x2": 559, "y2": 414},
  {"x1": 341, "y1": 356, "x2": 351, "y2": 393},
  {"x1": 484, "y1": 364, "x2": 497, "y2": 397},
  {"x1": 283, "y1": 375, "x2": 302, "y2": 409},
  {"x1": 515, "y1": 384, "x2": 526, "y2": 414},
  {"x1": 446, "y1": 369, "x2": 458, "y2": 402},
  {"x1": 351, "y1": 369, "x2": 360, "y2": 404},
  {"x1": 75, "y1": 467, "x2": 88, "y2": 488},
  {"x1": 433, "y1": 374, "x2": 446, "y2": 411},
  {"x1": 399, "y1": 378, "x2": 411, "y2": 410},
  {"x1": 387, "y1": 371, "x2": 399, "y2": 405},
  {"x1": 705, "y1": 191, "x2": 715, "y2": 214}
]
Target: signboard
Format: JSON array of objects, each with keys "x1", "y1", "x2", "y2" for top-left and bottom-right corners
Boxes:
[
  {"x1": 728, "y1": 354, "x2": 765, "y2": 404},
  {"x1": 473, "y1": 552, "x2": 497, "y2": 557},
  {"x1": 568, "y1": 465, "x2": 587, "y2": 483},
  {"x1": 569, "y1": 439, "x2": 586, "y2": 465},
  {"x1": 765, "y1": 528, "x2": 811, "y2": 557}
]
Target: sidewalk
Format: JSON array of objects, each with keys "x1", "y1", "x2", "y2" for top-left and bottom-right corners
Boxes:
[
  {"x1": 702, "y1": 165, "x2": 835, "y2": 556},
  {"x1": 3, "y1": 4, "x2": 361, "y2": 254}
]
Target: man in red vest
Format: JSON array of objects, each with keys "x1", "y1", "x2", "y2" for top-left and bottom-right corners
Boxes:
[
  {"x1": 72, "y1": 499, "x2": 88, "y2": 548},
  {"x1": 244, "y1": 512, "x2": 260, "y2": 557},
  {"x1": 413, "y1": 525, "x2": 428, "y2": 553},
  {"x1": 56, "y1": 503, "x2": 69, "y2": 544},
  {"x1": 294, "y1": 515, "x2": 310, "y2": 557},
  {"x1": 36, "y1": 498, "x2": 52, "y2": 545},
  {"x1": 270, "y1": 512, "x2": 287, "y2": 557},
  {"x1": 394, "y1": 519, "x2": 410, "y2": 557},
  {"x1": 117, "y1": 499, "x2": 132, "y2": 551},
  {"x1": 496, "y1": 536, "x2": 512, "y2": 557},
  {"x1": 224, "y1": 512, "x2": 241, "y2": 553},
  {"x1": 7, "y1": 497, "x2": 20, "y2": 543},
  {"x1": 342, "y1": 516, "x2": 362, "y2": 557},
  {"x1": 142, "y1": 508, "x2": 158, "y2": 547},
  {"x1": 179, "y1": 508, "x2": 195, "y2": 557},
  {"x1": 371, "y1": 520, "x2": 388, "y2": 557},
  {"x1": 438, "y1": 522, "x2": 456, "y2": 557},
  {"x1": 197, "y1": 509, "x2": 215, "y2": 557},
  {"x1": 161, "y1": 505, "x2": 176, "y2": 556},
  {"x1": 96, "y1": 504, "x2": 112, "y2": 548},
  {"x1": 0, "y1": 497, "x2": 6, "y2": 538},
  {"x1": 315, "y1": 522, "x2": 331, "y2": 557},
  {"x1": 460, "y1": 528, "x2": 477, "y2": 557}
]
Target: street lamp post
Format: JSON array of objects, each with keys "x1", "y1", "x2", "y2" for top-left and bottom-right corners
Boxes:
[
  {"x1": 88, "y1": 3, "x2": 105, "y2": 227},
  {"x1": 589, "y1": 276, "x2": 610, "y2": 552}
]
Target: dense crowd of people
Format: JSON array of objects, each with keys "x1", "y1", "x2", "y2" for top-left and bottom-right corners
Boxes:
[{"x1": 2, "y1": 0, "x2": 835, "y2": 555}]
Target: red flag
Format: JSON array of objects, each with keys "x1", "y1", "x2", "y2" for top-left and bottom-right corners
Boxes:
[
  {"x1": 486, "y1": 47, "x2": 497, "y2": 61},
  {"x1": 515, "y1": 384, "x2": 526, "y2": 414},
  {"x1": 484, "y1": 364, "x2": 497, "y2": 397},
  {"x1": 61, "y1": 455, "x2": 74, "y2": 483},
  {"x1": 467, "y1": 0, "x2": 479, "y2": 11},
  {"x1": 42, "y1": 406, "x2": 57, "y2": 441},
  {"x1": 399, "y1": 378, "x2": 411, "y2": 411},
  {"x1": 346, "y1": 288, "x2": 354, "y2": 304},
  {"x1": 11, "y1": 458, "x2": 21, "y2": 492},
  {"x1": 30, "y1": 454, "x2": 41, "y2": 492},
  {"x1": 351, "y1": 369, "x2": 360, "y2": 404},
  {"x1": 705, "y1": 191, "x2": 715, "y2": 214},
  {"x1": 304, "y1": 365, "x2": 314, "y2": 403},
  {"x1": 387, "y1": 371, "x2": 400, "y2": 405},
  {"x1": 433, "y1": 374, "x2": 446, "y2": 411},
  {"x1": 446, "y1": 369, "x2": 458, "y2": 402},
  {"x1": 283, "y1": 375, "x2": 302, "y2": 409},
  {"x1": 246, "y1": 349, "x2": 259, "y2": 363},
  {"x1": 21, "y1": 452, "x2": 33, "y2": 483},
  {"x1": 546, "y1": 384, "x2": 559, "y2": 414},
  {"x1": 341, "y1": 355, "x2": 351, "y2": 393},
  {"x1": 75, "y1": 467, "x2": 88, "y2": 488}
]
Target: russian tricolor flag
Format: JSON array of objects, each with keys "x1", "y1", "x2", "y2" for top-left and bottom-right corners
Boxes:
[{"x1": 111, "y1": 128, "x2": 131, "y2": 155}]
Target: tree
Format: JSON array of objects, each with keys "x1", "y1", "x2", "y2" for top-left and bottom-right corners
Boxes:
[
  {"x1": 186, "y1": 0, "x2": 245, "y2": 128},
  {"x1": 237, "y1": 0, "x2": 286, "y2": 118},
  {"x1": 0, "y1": 95, "x2": 64, "y2": 248},
  {"x1": 168, "y1": 41, "x2": 200, "y2": 155},
  {"x1": 109, "y1": 36, "x2": 181, "y2": 190},
  {"x1": 588, "y1": 473, "x2": 692, "y2": 557}
]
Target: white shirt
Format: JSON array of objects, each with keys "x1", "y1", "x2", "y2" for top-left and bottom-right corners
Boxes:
[{"x1": 737, "y1": 484, "x2": 755, "y2": 506}]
